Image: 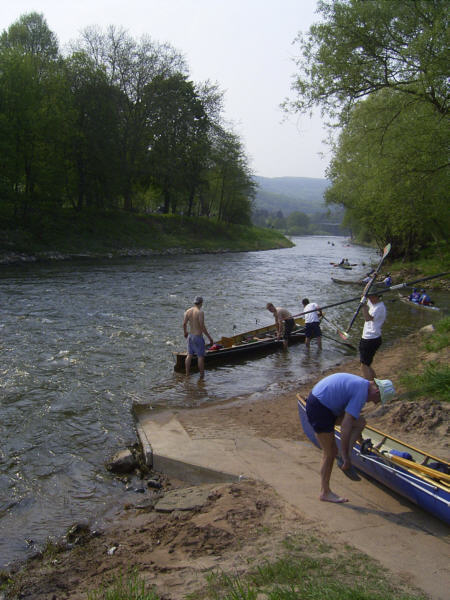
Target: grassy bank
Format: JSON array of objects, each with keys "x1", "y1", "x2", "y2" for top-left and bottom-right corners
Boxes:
[{"x1": 0, "y1": 208, "x2": 293, "y2": 261}]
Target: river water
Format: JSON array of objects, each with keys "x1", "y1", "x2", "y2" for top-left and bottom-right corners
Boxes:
[{"x1": 0, "y1": 236, "x2": 444, "y2": 568}]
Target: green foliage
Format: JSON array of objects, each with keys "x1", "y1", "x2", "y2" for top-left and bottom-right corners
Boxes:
[
  {"x1": 0, "y1": 205, "x2": 293, "y2": 255},
  {"x1": 286, "y1": 0, "x2": 449, "y2": 256},
  {"x1": 0, "y1": 15, "x2": 254, "y2": 226},
  {"x1": 325, "y1": 90, "x2": 449, "y2": 256},
  {"x1": 287, "y1": 0, "x2": 448, "y2": 120},
  {"x1": 400, "y1": 363, "x2": 450, "y2": 403},
  {"x1": 87, "y1": 570, "x2": 158, "y2": 600},
  {"x1": 200, "y1": 533, "x2": 425, "y2": 600}
]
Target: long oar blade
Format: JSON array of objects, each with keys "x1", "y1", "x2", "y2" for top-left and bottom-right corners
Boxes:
[{"x1": 345, "y1": 243, "x2": 391, "y2": 333}]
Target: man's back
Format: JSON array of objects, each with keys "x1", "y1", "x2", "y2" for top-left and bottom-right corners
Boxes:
[{"x1": 184, "y1": 306, "x2": 204, "y2": 335}]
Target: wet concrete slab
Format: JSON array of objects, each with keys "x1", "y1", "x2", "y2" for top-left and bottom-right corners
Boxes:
[{"x1": 133, "y1": 403, "x2": 450, "y2": 600}]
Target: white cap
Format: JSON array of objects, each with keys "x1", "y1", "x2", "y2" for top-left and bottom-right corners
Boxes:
[{"x1": 374, "y1": 379, "x2": 396, "y2": 404}]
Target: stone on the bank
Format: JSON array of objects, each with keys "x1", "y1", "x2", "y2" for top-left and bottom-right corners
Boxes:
[{"x1": 107, "y1": 448, "x2": 137, "y2": 474}]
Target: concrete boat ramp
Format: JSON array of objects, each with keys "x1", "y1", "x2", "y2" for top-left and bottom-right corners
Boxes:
[{"x1": 133, "y1": 402, "x2": 449, "y2": 600}]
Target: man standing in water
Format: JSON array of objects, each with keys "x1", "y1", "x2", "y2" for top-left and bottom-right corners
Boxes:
[
  {"x1": 302, "y1": 298, "x2": 323, "y2": 349},
  {"x1": 266, "y1": 302, "x2": 295, "y2": 349},
  {"x1": 183, "y1": 296, "x2": 213, "y2": 378}
]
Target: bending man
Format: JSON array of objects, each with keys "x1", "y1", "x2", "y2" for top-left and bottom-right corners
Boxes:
[
  {"x1": 266, "y1": 302, "x2": 294, "y2": 350},
  {"x1": 305, "y1": 373, "x2": 395, "y2": 503}
]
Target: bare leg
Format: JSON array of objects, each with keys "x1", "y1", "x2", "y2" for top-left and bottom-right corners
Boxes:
[
  {"x1": 317, "y1": 335, "x2": 322, "y2": 350},
  {"x1": 198, "y1": 356, "x2": 205, "y2": 378},
  {"x1": 305, "y1": 336, "x2": 311, "y2": 349},
  {"x1": 360, "y1": 363, "x2": 375, "y2": 380},
  {"x1": 316, "y1": 432, "x2": 349, "y2": 503},
  {"x1": 185, "y1": 354, "x2": 192, "y2": 376}
]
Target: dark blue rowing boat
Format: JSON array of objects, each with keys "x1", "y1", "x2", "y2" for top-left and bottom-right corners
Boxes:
[{"x1": 297, "y1": 394, "x2": 450, "y2": 524}]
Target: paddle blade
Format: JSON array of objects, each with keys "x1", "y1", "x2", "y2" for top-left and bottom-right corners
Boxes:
[{"x1": 338, "y1": 330, "x2": 350, "y2": 340}]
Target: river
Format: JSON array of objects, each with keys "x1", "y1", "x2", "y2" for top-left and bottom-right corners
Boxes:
[{"x1": 0, "y1": 236, "x2": 444, "y2": 568}]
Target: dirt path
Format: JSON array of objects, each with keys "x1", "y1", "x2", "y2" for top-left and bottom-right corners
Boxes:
[{"x1": 6, "y1": 329, "x2": 449, "y2": 600}]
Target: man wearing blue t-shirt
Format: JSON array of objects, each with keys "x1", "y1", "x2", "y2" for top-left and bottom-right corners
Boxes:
[{"x1": 305, "y1": 373, "x2": 395, "y2": 504}]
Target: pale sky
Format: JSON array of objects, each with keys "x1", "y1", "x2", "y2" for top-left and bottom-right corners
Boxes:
[{"x1": 2, "y1": 1, "x2": 329, "y2": 179}]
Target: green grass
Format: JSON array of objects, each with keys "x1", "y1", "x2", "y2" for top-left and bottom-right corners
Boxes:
[
  {"x1": 0, "y1": 206, "x2": 293, "y2": 257},
  {"x1": 82, "y1": 534, "x2": 426, "y2": 600},
  {"x1": 399, "y1": 317, "x2": 450, "y2": 403},
  {"x1": 424, "y1": 316, "x2": 450, "y2": 352},
  {"x1": 400, "y1": 363, "x2": 450, "y2": 403},
  {"x1": 86, "y1": 569, "x2": 158, "y2": 600},
  {"x1": 191, "y1": 534, "x2": 425, "y2": 600},
  {"x1": 388, "y1": 241, "x2": 450, "y2": 281}
]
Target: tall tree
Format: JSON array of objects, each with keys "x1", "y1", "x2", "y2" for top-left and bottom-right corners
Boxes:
[
  {"x1": 325, "y1": 90, "x2": 449, "y2": 255},
  {"x1": 286, "y1": 0, "x2": 449, "y2": 253},
  {"x1": 287, "y1": 0, "x2": 449, "y2": 122},
  {"x1": 72, "y1": 26, "x2": 186, "y2": 210}
]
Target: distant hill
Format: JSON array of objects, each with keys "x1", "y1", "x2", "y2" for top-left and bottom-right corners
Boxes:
[{"x1": 254, "y1": 176, "x2": 330, "y2": 216}]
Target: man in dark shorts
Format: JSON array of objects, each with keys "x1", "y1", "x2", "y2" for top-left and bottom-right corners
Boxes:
[
  {"x1": 302, "y1": 298, "x2": 323, "y2": 349},
  {"x1": 266, "y1": 303, "x2": 295, "y2": 349},
  {"x1": 359, "y1": 292, "x2": 386, "y2": 379},
  {"x1": 305, "y1": 373, "x2": 395, "y2": 503}
]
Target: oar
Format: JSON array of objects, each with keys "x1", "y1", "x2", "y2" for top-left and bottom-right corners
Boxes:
[
  {"x1": 345, "y1": 243, "x2": 392, "y2": 335},
  {"x1": 288, "y1": 270, "x2": 449, "y2": 323},
  {"x1": 321, "y1": 315, "x2": 354, "y2": 346},
  {"x1": 321, "y1": 332, "x2": 356, "y2": 350}
]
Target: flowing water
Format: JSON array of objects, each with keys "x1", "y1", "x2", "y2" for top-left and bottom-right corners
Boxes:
[{"x1": 0, "y1": 236, "x2": 445, "y2": 568}]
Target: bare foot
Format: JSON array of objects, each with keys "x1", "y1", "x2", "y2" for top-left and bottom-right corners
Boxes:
[{"x1": 320, "y1": 491, "x2": 349, "y2": 503}]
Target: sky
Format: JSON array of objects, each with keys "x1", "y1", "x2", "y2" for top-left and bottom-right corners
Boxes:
[{"x1": 2, "y1": 0, "x2": 329, "y2": 180}]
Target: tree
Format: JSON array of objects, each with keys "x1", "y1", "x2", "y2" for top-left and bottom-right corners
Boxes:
[
  {"x1": 325, "y1": 89, "x2": 449, "y2": 255},
  {"x1": 287, "y1": 0, "x2": 449, "y2": 122},
  {"x1": 63, "y1": 52, "x2": 123, "y2": 210},
  {"x1": 207, "y1": 127, "x2": 255, "y2": 224},
  {"x1": 0, "y1": 13, "x2": 67, "y2": 218},
  {"x1": 72, "y1": 26, "x2": 186, "y2": 210},
  {"x1": 286, "y1": 0, "x2": 449, "y2": 253},
  {"x1": 145, "y1": 74, "x2": 210, "y2": 215}
]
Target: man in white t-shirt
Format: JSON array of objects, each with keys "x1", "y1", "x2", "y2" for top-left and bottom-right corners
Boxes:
[
  {"x1": 359, "y1": 292, "x2": 386, "y2": 380},
  {"x1": 302, "y1": 298, "x2": 323, "y2": 349}
]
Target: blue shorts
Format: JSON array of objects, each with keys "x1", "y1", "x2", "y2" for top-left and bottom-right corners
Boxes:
[
  {"x1": 305, "y1": 393, "x2": 336, "y2": 433},
  {"x1": 187, "y1": 334, "x2": 206, "y2": 357},
  {"x1": 305, "y1": 321, "x2": 321, "y2": 339}
]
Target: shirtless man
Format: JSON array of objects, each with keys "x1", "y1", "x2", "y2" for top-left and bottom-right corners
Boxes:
[
  {"x1": 183, "y1": 296, "x2": 213, "y2": 378},
  {"x1": 266, "y1": 302, "x2": 294, "y2": 350}
]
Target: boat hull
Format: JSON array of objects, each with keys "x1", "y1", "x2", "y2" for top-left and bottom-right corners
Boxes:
[
  {"x1": 398, "y1": 294, "x2": 440, "y2": 311},
  {"x1": 297, "y1": 395, "x2": 450, "y2": 524},
  {"x1": 174, "y1": 317, "x2": 305, "y2": 372}
]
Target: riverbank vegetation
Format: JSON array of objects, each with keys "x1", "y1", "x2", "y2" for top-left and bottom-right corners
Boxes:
[
  {"x1": 0, "y1": 13, "x2": 254, "y2": 231},
  {"x1": 0, "y1": 206, "x2": 293, "y2": 260},
  {"x1": 286, "y1": 0, "x2": 449, "y2": 259}
]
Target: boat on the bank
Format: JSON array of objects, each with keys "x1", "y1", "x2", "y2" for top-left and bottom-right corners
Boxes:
[
  {"x1": 398, "y1": 294, "x2": 441, "y2": 311},
  {"x1": 173, "y1": 317, "x2": 305, "y2": 372},
  {"x1": 297, "y1": 394, "x2": 450, "y2": 524}
]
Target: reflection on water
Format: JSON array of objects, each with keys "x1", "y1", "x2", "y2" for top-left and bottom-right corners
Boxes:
[{"x1": 0, "y1": 236, "x2": 445, "y2": 567}]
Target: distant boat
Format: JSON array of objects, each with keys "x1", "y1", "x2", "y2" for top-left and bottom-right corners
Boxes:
[
  {"x1": 398, "y1": 294, "x2": 440, "y2": 312},
  {"x1": 331, "y1": 277, "x2": 362, "y2": 285}
]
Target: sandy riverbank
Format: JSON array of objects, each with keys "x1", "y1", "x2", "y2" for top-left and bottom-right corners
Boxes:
[{"x1": 4, "y1": 327, "x2": 449, "y2": 599}]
